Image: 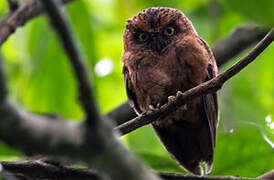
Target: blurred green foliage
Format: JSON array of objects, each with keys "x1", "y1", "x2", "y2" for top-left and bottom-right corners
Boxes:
[{"x1": 0, "y1": 0, "x2": 273, "y2": 178}]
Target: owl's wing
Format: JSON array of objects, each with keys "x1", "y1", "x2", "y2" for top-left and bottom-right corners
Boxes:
[
  {"x1": 201, "y1": 64, "x2": 219, "y2": 172},
  {"x1": 123, "y1": 66, "x2": 142, "y2": 115},
  {"x1": 198, "y1": 37, "x2": 219, "y2": 172}
]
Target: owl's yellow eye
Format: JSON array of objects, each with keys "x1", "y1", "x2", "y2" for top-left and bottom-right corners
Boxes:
[
  {"x1": 164, "y1": 27, "x2": 175, "y2": 36},
  {"x1": 138, "y1": 33, "x2": 149, "y2": 42}
]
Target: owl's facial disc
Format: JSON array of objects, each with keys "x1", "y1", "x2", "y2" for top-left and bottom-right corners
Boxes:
[
  {"x1": 134, "y1": 27, "x2": 175, "y2": 54},
  {"x1": 124, "y1": 7, "x2": 196, "y2": 54},
  {"x1": 150, "y1": 32, "x2": 172, "y2": 53}
]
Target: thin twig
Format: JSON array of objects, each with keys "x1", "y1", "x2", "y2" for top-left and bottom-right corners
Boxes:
[
  {"x1": 115, "y1": 29, "x2": 274, "y2": 135},
  {"x1": 0, "y1": 0, "x2": 75, "y2": 46},
  {"x1": 39, "y1": 0, "x2": 100, "y2": 124},
  {"x1": 7, "y1": 0, "x2": 18, "y2": 11}
]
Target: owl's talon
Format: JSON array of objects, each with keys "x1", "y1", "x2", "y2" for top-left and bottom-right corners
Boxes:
[
  {"x1": 182, "y1": 104, "x2": 187, "y2": 110},
  {"x1": 168, "y1": 95, "x2": 176, "y2": 103},
  {"x1": 176, "y1": 91, "x2": 183, "y2": 97},
  {"x1": 149, "y1": 104, "x2": 158, "y2": 111},
  {"x1": 138, "y1": 112, "x2": 146, "y2": 116},
  {"x1": 156, "y1": 103, "x2": 161, "y2": 108}
]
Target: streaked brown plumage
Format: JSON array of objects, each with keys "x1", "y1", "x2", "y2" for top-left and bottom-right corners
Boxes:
[{"x1": 122, "y1": 7, "x2": 219, "y2": 175}]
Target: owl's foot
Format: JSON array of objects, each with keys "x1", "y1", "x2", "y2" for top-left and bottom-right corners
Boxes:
[
  {"x1": 167, "y1": 91, "x2": 187, "y2": 110},
  {"x1": 168, "y1": 95, "x2": 176, "y2": 103},
  {"x1": 170, "y1": 91, "x2": 187, "y2": 110},
  {"x1": 168, "y1": 90, "x2": 183, "y2": 103},
  {"x1": 148, "y1": 103, "x2": 162, "y2": 112},
  {"x1": 149, "y1": 105, "x2": 157, "y2": 111},
  {"x1": 176, "y1": 90, "x2": 183, "y2": 97},
  {"x1": 138, "y1": 111, "x2": 147, "y2": 117}
]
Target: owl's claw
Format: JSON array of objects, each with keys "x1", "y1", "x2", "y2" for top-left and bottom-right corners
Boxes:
[
  {"x1": 149, "y1": 104, "x2": 158, "y2": 111},
  {"x1": 148, "y1": 103, "x2": 162, "y2": 112},
  {"x1": 139, "y1": 111, "x2": 147, "y2": 116},
  {"x1": 174, "y1": 91, "x2": 187, "y2": 110},
  {"x1": 156, "y1": 103, "x2": 161, "y2": 108},
  {"x1": 168, "y1": 95, "x2": 176, "y2": 103},
  {"x1": 176, "y1": 90, "x2": 183, "y2": 97},
  {"x1": 182, "y1": 104, "x2": 187, "y2": 110}
]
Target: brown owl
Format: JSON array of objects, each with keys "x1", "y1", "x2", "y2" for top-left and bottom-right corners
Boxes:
[{"x1": 122, "y1": 7, "x2": 218, "y2": 175}]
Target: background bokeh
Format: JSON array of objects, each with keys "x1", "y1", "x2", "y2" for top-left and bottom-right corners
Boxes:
[{"x1": 0, "y1": 0, "x2": 273, "y2": 178}]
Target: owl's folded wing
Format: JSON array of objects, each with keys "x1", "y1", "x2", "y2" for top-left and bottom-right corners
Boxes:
[
  {"x1": 201, "y1": 64, "x2": 219, "y2": 173},
  {"x1": 123, "y1": 66, "x2": 142, "y2": 115}
]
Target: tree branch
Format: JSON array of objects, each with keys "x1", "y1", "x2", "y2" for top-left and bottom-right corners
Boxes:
[
  {"x1": 39, "y1": 0, "x2": 99, "y2": 124},
  {"x1": 114, "y1": 29, "x2": 274, "y2": 135},
  {"x1": 157, "y1": 172, "x2": 257, "y2": 180},
  {"x1": 258, "y1": 170, "x2": 274, "y2": 180},
  {"x1": 106, "y1": 24, "x2": 268, "y2": 125},
  {"x1": 7, "y1": 0, "x2": 18, "y2": 11},
  {"x1": 0, "y1": 0, "x2": 75, "y2": 46},
  {"x1": 1, "y1": 160, "x2": 102, "y2": 180},
  {"x1": 0, "y1": 101, "x2": 160, "y2": 180},
  {"x1": 1, "y1": 161, "x2": 262, "y2": 180}
]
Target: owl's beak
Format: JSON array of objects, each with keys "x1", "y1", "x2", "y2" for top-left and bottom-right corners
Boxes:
[{"x1": 150, "y1": 35, "x2": 167, "y2": 54}]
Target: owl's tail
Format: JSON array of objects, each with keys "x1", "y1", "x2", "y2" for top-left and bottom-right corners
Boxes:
[{"x1": 152, "y1": 119, "x2": 214, "y2": 176}]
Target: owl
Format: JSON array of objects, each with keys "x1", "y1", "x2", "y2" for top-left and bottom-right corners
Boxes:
[{"x1": 122, "y1": 7, "x2": 218, "y2": 175}]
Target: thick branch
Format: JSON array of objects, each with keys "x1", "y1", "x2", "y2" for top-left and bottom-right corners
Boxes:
[
  {"x1": 0, "y1": 101, "x2": 160, "y2": 180},
  {"x1": 1, "y1": 160, "x2": 102, "y2": 180},
  {"x1": 1, "y1": 161, "x2": 262, "y2": 180},
  {"x1": 106, "y1": 24, "x2": 268, "y2": 125},
  {"x1": 39, "y1": 0, "x2": 99, "y2": 124},
  {"x1": 0, "y1": 0, "x2": 75, "y2": 46},
  {"x1": 115, "y1": 29, "x2": 273, "y2": 135}
]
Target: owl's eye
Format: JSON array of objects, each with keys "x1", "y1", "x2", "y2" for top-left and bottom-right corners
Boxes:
[
  {"x1": 164, "y1": 27, "x2": 175, "y2": 36},
  {"x1": 138, "y1": 33, "x2": 149, "y2": 42}
]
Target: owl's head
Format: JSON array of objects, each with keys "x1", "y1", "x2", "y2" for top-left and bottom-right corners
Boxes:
[{"x1": 123, "y1": 7, "x2": 197, "y2": 55}]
